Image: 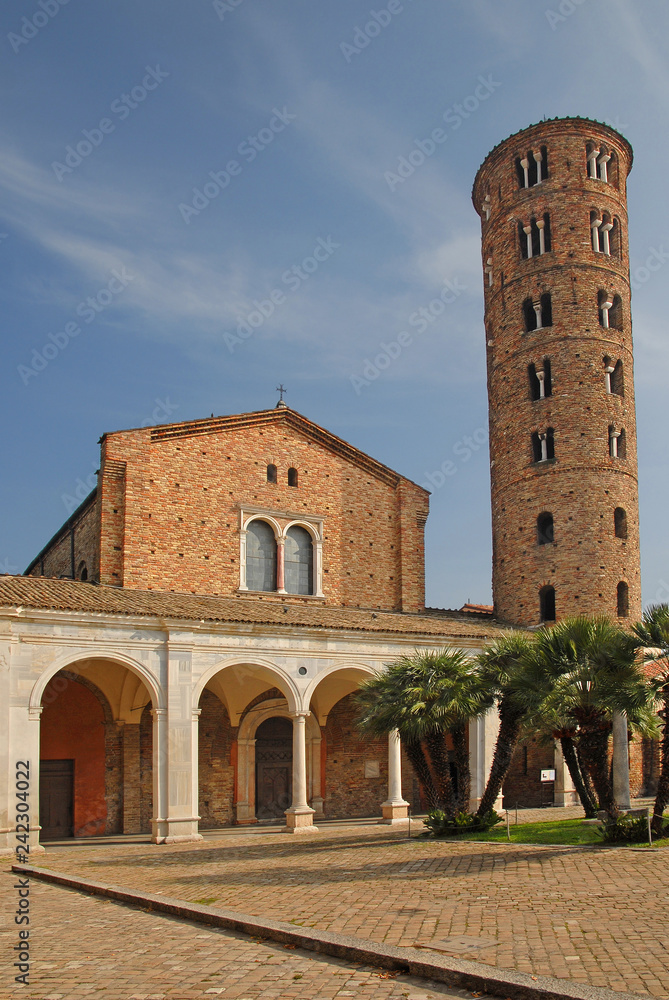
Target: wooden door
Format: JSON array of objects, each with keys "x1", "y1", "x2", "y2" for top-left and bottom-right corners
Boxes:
[{"x1": 40, "y1": 759, "x2": 74, "y2": 839}]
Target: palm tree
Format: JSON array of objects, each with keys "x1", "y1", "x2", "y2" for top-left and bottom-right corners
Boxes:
[
  {"x1": 356, "y1": 649, "x2": 490, "y2": 817},
  {"x1": 474, "y1": 633, "x2": 535, "y2": 816},
  {"x1": 632, "y1": 604, "x2": 669, "y2": 834},
  {"x1": 520, "y1": 616, "x2": 657, "y2": 818}
]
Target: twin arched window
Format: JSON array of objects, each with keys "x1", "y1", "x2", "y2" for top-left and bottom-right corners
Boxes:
[
  {"x1": 267, "y1": 464, "x2": 298, "y2": 487},
  {"x1": 245, "y1": 519, "x2": 314, "y2": 595}
]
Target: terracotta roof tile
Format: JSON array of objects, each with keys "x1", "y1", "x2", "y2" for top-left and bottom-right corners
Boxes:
[{"x1": 0, "y1": 576, "x2": 507, "y2": 640}]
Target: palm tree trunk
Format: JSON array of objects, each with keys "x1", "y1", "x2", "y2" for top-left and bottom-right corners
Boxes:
[
  {"x1": 575, "y1": 741, "x2": 598, "y2": 810},
  {"x1": 451, "y1": 724, "x2": 470, "y2": 813},
  {"x1": 652, "y1": 684, "x2": 669, "y2": 835},
  {"x1": 477, "y1": 701, "x2": 522, "y2": 817},
  {"x1": 579, "y1": 726, "x2": 618, "y2": 818},
  {"x1": 560, "y1": 736, "x2": 598, "y2": 817},
  {"x1": 403, "y1": 737, "x2": 442, "y2": 810},
  {"x1": 423, "y1": 731, "x2": 456, "y2": 815}
]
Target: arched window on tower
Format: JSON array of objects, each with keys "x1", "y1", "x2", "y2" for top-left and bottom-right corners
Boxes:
[
  {"x1": 284, "y1": 526, "x2": 314, "y2": 596},
  {"x1": 520, "y1": 214, "x2": 551, "y2": 259},
  {"x1": 287, "y1": 467, "x2": 298, "y2": 487},
  {"x1": 266, "y1": 464, "x2": 277, "y2": 484},
  {"x1": 532, "y1": 427, "x2": 555, "y2": 463},
  {"x1": 515, "y1": 146, "x2": 548, "y2": 188},
  {"x1": 614, "y1": 507, "x2": 628, "y2": 540},
  {"x1": 528, "y1": 359, "x2": 552, "y2": 400},
  {"x1": 246, "y1": 520, "x2": 277, "y2": 592},
  {"x1": 540, "y1": 585, "x2": 556, "y2": 622},
  {"x1": 617, "y1": 581, "x2": 629, "y2": 618},
  {"x1": 77, "y1": 561, "x2": 88, "y2": 581},
  {"x1": 523, "y1": 292, "x2": 552, "y2": 332},
  {"x1": 598, "y1": 291, "x2": 623, "y2": 330},
  {"x1": 611, "y1": 360, "x2": 624, "y2": 396},
  {"x1": 591, "y1": 212, "x2": 619, "y2": 256},
  {"x1": 586, "y1": 141, "x2": 618, "y2": 186},
  {"x1": 609, "y1": 426, "x2": 626, "y2": 459},
  {"x1": 537, "y1": 512, "x2": 554, "y2": 545}
]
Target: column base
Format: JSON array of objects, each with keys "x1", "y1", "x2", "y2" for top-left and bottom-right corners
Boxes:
[
  {"x1": 311, "y1": 797, "x2": 325, "y2": 821},
  {"x1": 283, "y1": 806, "x2": 318, "y2": 834},
  {"x1": 151, "y1": 818, "x2": 203, "y2": 845},
  {"x1": 379, "y1": 800, "x2": 410, "y2": 824}
]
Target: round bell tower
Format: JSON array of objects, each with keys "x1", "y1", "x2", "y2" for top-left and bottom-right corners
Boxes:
[{"x1": 472, "y1": 118, "x2": 641, "y2": 626}]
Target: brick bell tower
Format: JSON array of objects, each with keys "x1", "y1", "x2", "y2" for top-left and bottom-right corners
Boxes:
[{"x1": 472, "y1": 118, "x2": 641, "y2": 627}]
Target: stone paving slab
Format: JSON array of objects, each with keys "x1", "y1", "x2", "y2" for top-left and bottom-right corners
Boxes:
[
  {"x1": 11, "y1": 864, "x2": 646, "y2": 1000},
  {"x1": 10, "y1": 820, "x2": 669, "y2": 998},
  {"x1": 0, "y1": 870, "x2": 490, "y2": 1000}
]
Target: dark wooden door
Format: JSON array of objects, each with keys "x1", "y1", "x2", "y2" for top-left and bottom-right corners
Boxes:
[
  {"x1": 255, "y1": 717, "x2": 293, "y2": 821},
  {"x1": 40, "y1": 759, "x2": 74, "y2": 839},
  {"x1": 256, "y1": 762, "x2": 292, "y2": 819}
]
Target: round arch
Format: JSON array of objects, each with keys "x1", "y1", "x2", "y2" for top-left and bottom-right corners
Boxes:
[
  {"x1": 29, "y1": 650, "x2": 164, "y2": 715},
  {"x1": 303, "y1": 661, "x2": 378, "y2": 718},
  {"x1": 282, "y1": 519, "x2": 322, "y2": 542},
  {"x1": 193, "y1": 656, "x2": 299, "y2": 716},
  {"x1": 242, "y1": 512, "x2": 283, "y2": 537}
]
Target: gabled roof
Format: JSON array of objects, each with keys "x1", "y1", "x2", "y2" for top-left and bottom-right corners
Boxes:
[
  {"x1": 104, "y1": 406, "x2": 428, "y2": 493},
  {"x1": 0, "y1": 576, "x2": 506, "y2": 640}
]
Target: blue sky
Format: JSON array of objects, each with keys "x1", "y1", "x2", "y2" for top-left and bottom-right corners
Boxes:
[{"x1": 2, "y1": 0, "x2": 668, "y2": 610}]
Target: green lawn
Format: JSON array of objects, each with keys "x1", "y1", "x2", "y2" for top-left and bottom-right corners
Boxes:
[{"x1": 442, "y1": 817, "x2": 669, "y2": 847}]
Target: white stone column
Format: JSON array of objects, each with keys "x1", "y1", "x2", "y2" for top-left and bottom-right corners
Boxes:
[
  {"x1": 151, "y1": 708, "x2": 168, "y2": 843},
  {"x1": 153, "y1": 645, "x2": 203, "y2": 845},
  {"x1": 380, "y1": 729, "x2": 409, "y2": 824},
  {"x1": 284, "y1": 712, "x2": 318, "y2": 834},
  {"x1": 553, "y1": 740, "x2": 578, "y2": 807},
  {"x1": 468, "y1": 708, "x2": 503, "y2": 813},
  {"x1": 534, "y1": 149, "x2": 543, "y2": 184}
]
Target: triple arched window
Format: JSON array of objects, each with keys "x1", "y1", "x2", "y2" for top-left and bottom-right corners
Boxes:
[
  {"x1": 590, "y1": 212, "x2": 620, "y2": 257},
  {"x1": 519, "y1": 214, "x2": 551, "y2": 259},
  {"x1": 523, "y1": 293, "x2": 553, "y2": 332},
  {"x1": 515, "y1": 146, "x2": 548, "y2": 188},
  {"x1": 586, "y1": 142, "x2": 618, "y2": 186},
  {"x1": 241, "y1": 514, "x2": 322, "y2": 597}
]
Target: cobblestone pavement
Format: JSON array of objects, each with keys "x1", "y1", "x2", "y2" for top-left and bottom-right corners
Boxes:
[
  {"x1": 7, "y1": 812, "x2": 669, "y2": 998},
  {"x1": 0, "y1": 869, "x2": 489, "y2": 1000}
]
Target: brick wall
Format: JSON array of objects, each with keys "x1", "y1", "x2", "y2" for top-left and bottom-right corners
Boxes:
[
  {"x1": 473, "y1": 119, "x2": 641, "y2": 626},
  {"x1": 28, "y1": 492, "x2": 100, "y2": 582},
  {"x1": 198, "y1": 689, "x2": 235, "y2": 828},
  {"x1": 502, "y1": 737, "x2": 556, "y2": 809},
  {"x1": 139, "y1": 704, "x2": 153, "y2": 834},
  {"x1": 324, "y1": 694, "x2": 388, "y2": 818}
]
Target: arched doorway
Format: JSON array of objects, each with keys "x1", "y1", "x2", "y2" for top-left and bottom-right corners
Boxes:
[
  {"x1": 40, "y1": 673, "x2": 109, "y2": 839},
  {"x1": 255, "y1": 717, "x2": 293, "y2": 821}
]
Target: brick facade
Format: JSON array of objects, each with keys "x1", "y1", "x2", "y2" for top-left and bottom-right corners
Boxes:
[
  {"x1": 473, "y1": 118, "x2": 641, "y2": 626},
  {"x1": 27, "y1": 407, "x2": 429, "y2": 614}
]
